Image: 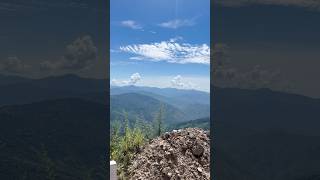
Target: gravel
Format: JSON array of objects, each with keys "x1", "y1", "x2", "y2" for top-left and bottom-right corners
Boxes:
[{"x1": 128, "y1": 128, "x2": 210, "y2": 180}]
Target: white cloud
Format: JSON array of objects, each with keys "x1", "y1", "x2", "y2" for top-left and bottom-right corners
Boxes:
[
  {"x1": 121, "y1": 20, "x2": 143, "y2": 30},
  {"x1": 169, "y1": 36, "x2": 183, "y2": 42},
  {"x1": 110, "y1": 60, "x2": 137, "y2": 66},
  {"x1": 111, "y1": 73, "x2": 142, "y2": 86},
  {"x1": 119, "y1": 38, "x2": 210, "y2": 65},
  {"x1": 111, "y1": 78, "x2": 129, "y2": 86},
  {"x1": 111, "y1": 75, "x2": 209, "y2": 92},
  {"x1": 40, "y1": 35, "x2": 97, "y2": 71},
  {"x1": 111, "y1": 79, "x2": 120, "y2": 86},
  {"x1": 110, "y1": 49, "x2": 121, "y2": 53},
  {"x1": 212, "y1": 43, "x2": 293, "y2": 92},
  {"x1": 171, "y1": 75, "x2": 195, "y2": 89},
  {"x1": 130, "y1": 73, "x2": 141, "y2": 84},
  {"x1": 0, "y1": 56, "x2": 29, "y2": 74},
  {"x1": 171, "y1": 75, "x2": 184, "y2": 87},
  {"x1": 158, "y1": 18, "x2": 196, "y2": 29}
]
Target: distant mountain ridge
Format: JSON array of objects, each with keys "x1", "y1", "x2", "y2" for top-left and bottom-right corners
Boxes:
[
  {"x1": 213, "y1": 86, "x2": 320, "y2": 180},
  {"x1": 0, "y1": 74, "x2": 31, "y2": 86},
  {"x1": 111, "y1": 85, "x2": 210, "y2": 106},
  {"x1": 213, "y1": 86, "x2": 320, "y2": 136},
  {"x1": 0, "y1": 74, "x2": 208, "y2": 108},
  {"x1": 0, "y1": 74, "x2": 210, "y2": 179},
  {"x1": 171, "y1": 117, "x2": 210, "y2": 130},
  {"x1": 0, "y1": 74, "x2": 210, "y2": 123},
  {"x1": 0, "y1": 74, "x2": 108, "y2": 106},
  {"x1": 111, "y1": 85, "x2": 210, "y2": 121},
  {"x1": 3, "y1": 74, "x2": 320, "y2": 179},
  {"x1": 111, "y1": 93, "x2": 187, "y2": 124}
]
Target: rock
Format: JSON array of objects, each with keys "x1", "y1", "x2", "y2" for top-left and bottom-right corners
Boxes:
[
  {"x1": 162, "y1": 132, "x2": 170, "y2": 140},
  {"x1": 128, "y1": 128, "x2": 210, "y2": 180},
  {"x1": 192, "y1": 143, "x2": 205, "y2": 157}
]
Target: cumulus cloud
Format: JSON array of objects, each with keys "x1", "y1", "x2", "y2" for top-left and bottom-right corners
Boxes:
[
  {"x1": 171, "y1": 75, "x2": 195, "y2": 89},
  {"x1": 130, "y1": 72, "x2": 141, "y2": 84},
  {"x1": 120, "y1": 37, "x2": 210, "y2": 65},
  {"x1": 216, "y1": 0, "x2": 320, "y2": 10},
  {"x1": 111, "y1": 73, "x2": 142, "y2": 86},
  {"x1": 40, "y1": 35, "x2": 97, "y2": 71},
  {"x1": 62, "y1": 35, "x2": 97, "y2": 69},
  {"x1": 121, "y1": 20, "x2": 143, "y2": 30},
  {"x1": 212, "y1": 43, "x2": 293, "y2": 92},
  {"x1": 158, "y1": 18, "x2": 196, "y2": 29},
  {"x1": 171, "y1": 75, "x2": 184, "y2": 87},
  {"x1": 0, "y1": 56, "x2": 29, "y2": 74}
]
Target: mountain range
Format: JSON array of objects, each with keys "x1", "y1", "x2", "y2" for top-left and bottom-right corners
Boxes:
[
  {"x1": 0, "y1": 98, "x2": 108, "y2": 179},
  {"x1": 0, "y1": 74, "x2": 210, "y2": 124},
  {"x1": 110, "y1": 85, "x2": 210, "y2": 124},
  {"x1": 0, "y1": 74, "x2": 109, "y2": 179},
  {"x1": 0, "y1": 74, "x2": 209, "y2": 179},
  {"x1": 0, "y1": 74, "x2": 107, "y2": 106},
  {"x1": 1, "y1": 74, "x2": 320, "y2": 179},
  {"x1": 213, "y1": 86, "x2": 320, "y2": 180}
]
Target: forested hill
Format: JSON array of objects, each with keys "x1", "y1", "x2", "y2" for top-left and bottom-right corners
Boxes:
[{"x1": 0, "y1": 98, "x2": 108, "y2": 180}]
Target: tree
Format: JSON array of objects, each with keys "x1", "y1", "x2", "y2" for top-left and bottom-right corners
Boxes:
[
  {"x1": 110, "y1": 110, "x2": 147, "y2": 179},
  {"x1": 37, "y1": 145, "x2": 56, "y2": 180},
  {"x1": 110, "y1": 119, "x2": 121, "y2": 160},
  {"x1": 154, "y1": 104, "x2": 165, "y2": 137}
]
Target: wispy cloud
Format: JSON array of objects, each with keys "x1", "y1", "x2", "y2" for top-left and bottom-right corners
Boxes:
[
  {"x1": 121, "y1": 20, "x2": 143, "y2": 30},
  {"x1": 169, "y1": 36, "x2": 183, "y2": 42},
  {"x1": 158, "y1": 18, "x2": 196, "y2": 29},
  {"x1": 119, "y1": 37, "x2": 210, "y2": 65},
  {"x1": 110, "y1": 49, "x2": 121, "y2": 53}
]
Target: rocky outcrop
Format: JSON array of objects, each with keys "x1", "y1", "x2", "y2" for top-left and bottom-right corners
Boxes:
[{"x1": 128, "y1": 128, "x2": 210, "y2": 180}]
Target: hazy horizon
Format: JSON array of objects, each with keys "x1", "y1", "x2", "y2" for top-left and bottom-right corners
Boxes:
[{"x1": 110, "y1": 84, "x2": 210, "y2": 93}]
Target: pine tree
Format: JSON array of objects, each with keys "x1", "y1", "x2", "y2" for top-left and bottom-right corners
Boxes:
[
  {"x1": 154, "y1": 104, "x2": 165, "y2": 137},
  {"x1": 37, "y1": 145, "x2": 56, "y2": 180}
]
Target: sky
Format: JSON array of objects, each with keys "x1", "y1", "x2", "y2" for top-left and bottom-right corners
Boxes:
[
  {"x1": 213, "y1": 0, "x2": 320, "y2": 98},
  {"x1": 1, "y1": 0, "x2": 320, "y2": 97},
  {"x1": 0, "y1": 0, "x2": 107, "y2": 79},
  {"x1": 110, "y1": 0, "x2": 210, "y2": 92}
]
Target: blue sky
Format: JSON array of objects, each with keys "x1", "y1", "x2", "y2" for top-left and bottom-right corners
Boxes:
[{"x1": 110, "y1": 0, "x2": 210, "y2": 92}]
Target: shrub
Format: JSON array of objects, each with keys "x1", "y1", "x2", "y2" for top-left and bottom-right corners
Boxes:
[
  {"x1": 110, "y1": 105, "x2": 167, "y2": 179},
  {"x1": 110, "y1": 112, "x2": 147, "y2": 179}
]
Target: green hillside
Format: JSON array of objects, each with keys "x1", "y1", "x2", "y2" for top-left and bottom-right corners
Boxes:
[
  {"x1": 110, "y1": 93, "x2": 187, "y2": 124},
  {"x1": 0, "y1": 98, "x2": 107, "y2": 180},
  {"x1": 171, "y1": 117, "x2": 210, "y2": 130}
]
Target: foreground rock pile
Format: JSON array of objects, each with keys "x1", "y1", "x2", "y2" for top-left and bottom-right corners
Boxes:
[{"x1": 128, "y1": 128, "x2": 210, "y2": 180}]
